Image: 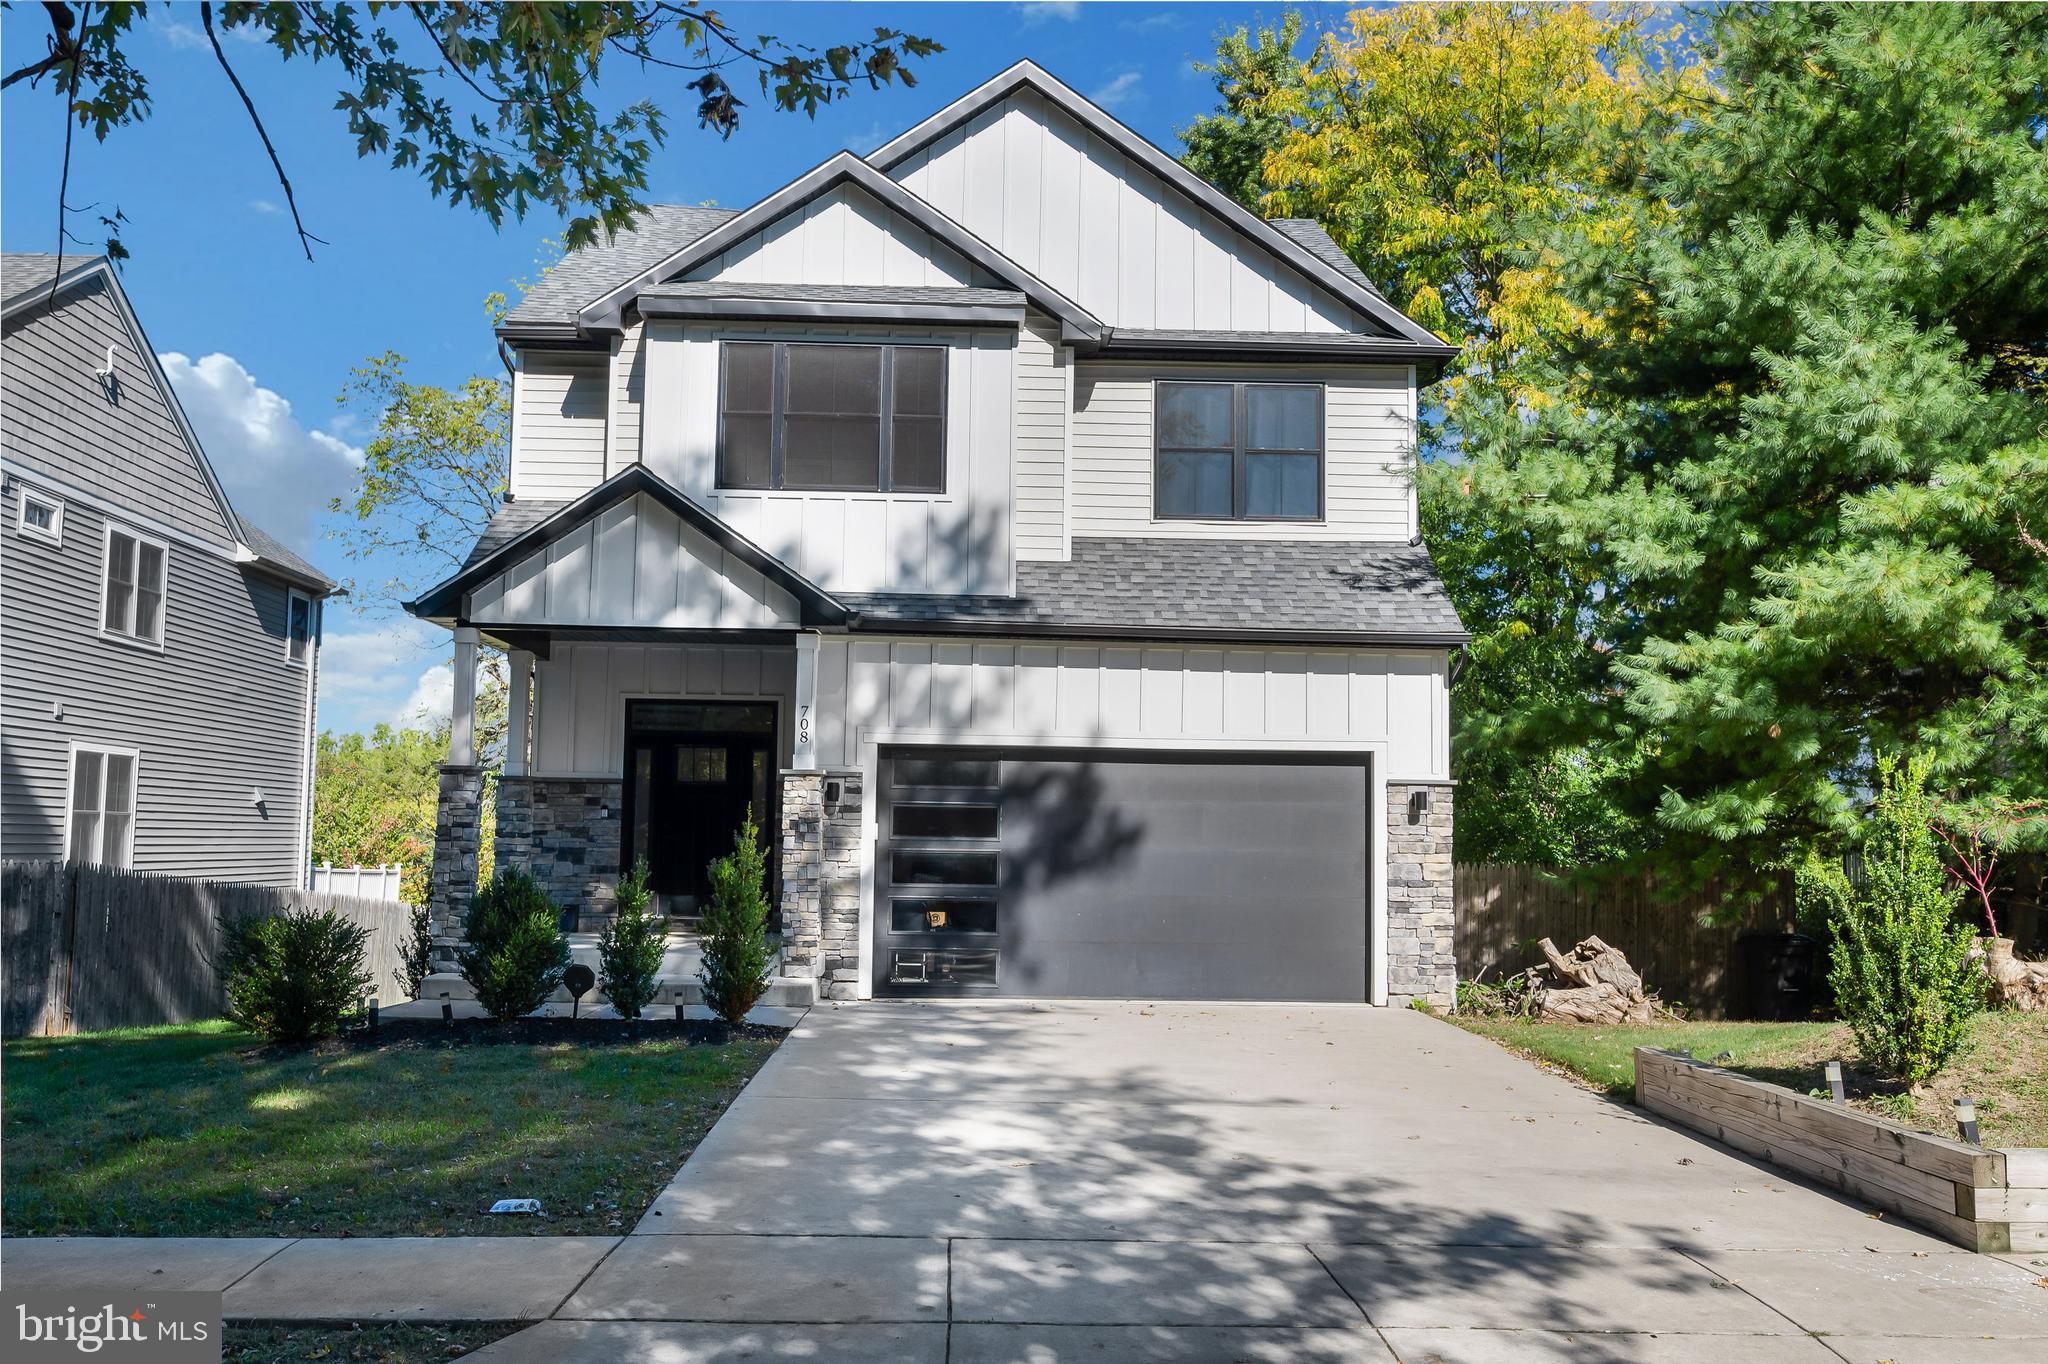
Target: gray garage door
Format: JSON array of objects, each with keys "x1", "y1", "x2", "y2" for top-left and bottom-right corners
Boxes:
[{"x1": 874, "y1": 749, "x2": 1371, "y2": 1000}]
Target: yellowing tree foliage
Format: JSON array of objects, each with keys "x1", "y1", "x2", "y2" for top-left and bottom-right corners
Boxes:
[{"x1": 1258, "y1": 2, "x2": 1703, "y2": 388}]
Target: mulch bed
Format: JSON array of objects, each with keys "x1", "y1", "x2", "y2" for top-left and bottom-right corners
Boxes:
[{"x1": 329, "y1": 1015, "x2": 791, "y2": 1049}]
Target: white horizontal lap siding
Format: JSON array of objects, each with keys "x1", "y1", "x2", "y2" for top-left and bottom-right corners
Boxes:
[
  {"x1": 466, "y1": 493, "x2": 801, "y2": 629},
  {"x1": 1014, "y1": 312, "x2": 1068, "y2": 561},
  {"x1": 511, "y1": 351, "x2": 608, "y2": 499},
  {"x1": 640, "y1": 322, "x2": 1015, "y2": 596},
  {"x1": 686, "y1": 183, "x2": 980, "y2": 288},
  {"x1": 1070, "y1": 361, "x2": 1414, "y2": 541},
  {"x1": 892, "y1": 90, "x2": 1356, "y2": 333},
  {"x1": 532, "y1": 641, "x2": 798, "y2": 777},
  {"x1": 613, "y1": 322, "x2": 645, "y2": 473},
  {"x1": 813, "y1": 636, "x2": 1449, "y2": 780},
  {"x1": 0, "y1": 495, "x2": 312, "y2": 884}
]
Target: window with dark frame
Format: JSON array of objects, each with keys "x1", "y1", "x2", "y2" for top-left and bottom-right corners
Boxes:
[
  {"x1": 286, "y1": 591, "x2": 313, "y2": 666},
  {"x1": 1155, "y1": 381, "x2": 1324, "y2": 521},
  {"x1": 718, "y1": 341, "x2": 946, "y2": 494}
]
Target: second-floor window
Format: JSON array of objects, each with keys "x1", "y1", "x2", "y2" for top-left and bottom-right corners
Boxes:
[
  {"x1": 1155, "y1": 381, "x2": 1324, "y2": 521},
  {"x1": 718, "y1": 341, "x2": 946, "y2": 494},
  {"x1": 102, "y1": 525, "x2": 166, "y2": 646},
  {"x1": 287, "y1": 589, "x2": 314, "y2": 666}
]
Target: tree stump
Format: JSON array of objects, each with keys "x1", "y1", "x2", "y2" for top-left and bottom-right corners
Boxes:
[
  {"x1": 1531, "y1": 936, "x2": 1657, "y2": 1024},
  {"x1": 1982, "y1": 937, "x2": 2048, "y2": 1012}
]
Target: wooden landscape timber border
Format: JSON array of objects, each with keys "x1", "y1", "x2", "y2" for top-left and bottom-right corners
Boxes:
[{"x1": 1636, "y1": 1047, "x2": 2048, "y2": 1253}]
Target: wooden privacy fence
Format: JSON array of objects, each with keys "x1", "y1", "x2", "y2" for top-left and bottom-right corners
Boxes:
[
  {"x1": 2, "y1": 860, "x2": 417, "y2": 1038},
  {"x1": 1454, "y1": 863, "x2": 1795, "y2": 1017}
]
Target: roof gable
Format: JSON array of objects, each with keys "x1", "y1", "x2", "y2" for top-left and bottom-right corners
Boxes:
[
  {"x1": 576, "y1": 153, "x2": 1100, "y2": 341},
  {"x1": 871, "y1": 63, "x2": 1448, "y2": 353},
  {"x1": 406, "y1": 464, "x2": 846, "y2": 628}
]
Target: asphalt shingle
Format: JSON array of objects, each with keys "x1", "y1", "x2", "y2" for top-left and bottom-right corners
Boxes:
[{"x1": 501, "y1": 206, "x2": 736, "y2": 330}]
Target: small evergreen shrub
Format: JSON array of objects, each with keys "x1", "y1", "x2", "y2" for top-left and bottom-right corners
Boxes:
[
  {"x1": 221, "y1": 908, "x2": 373, "y2": 1044},
  {"x1": 598, "y1": 858, "x2": 666, "y2": 1019},
  {"x1": 698, "y1": 807, "x2": 773, "y2": 1025},
  {"x1": 393, "y1": 901, "x2": 434, "y2": 1000},
  {"x1": 457, "y1": 868, "x2": 571, "y2": 1021},
  {"x1": 1822, "y1": 752, "x2": 1985, "y2": 1086}
]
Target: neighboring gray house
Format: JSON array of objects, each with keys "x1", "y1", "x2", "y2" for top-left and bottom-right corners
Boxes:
[
  {"x1": 410, "y1": 62, "x2": 1467, "y2": 1006},
  {"x1": 1, "y1": 254, "x2": 335, "y2": 886}
]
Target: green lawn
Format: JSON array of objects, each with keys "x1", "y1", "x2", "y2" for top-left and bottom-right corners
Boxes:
[
  {"x1": 224, "y1": 1322, "x2": 521, "y2": 1363},
  {"x1": 3, "y1": 1020, "x2": 780, "y2": 1238},
  {"x1": 1449, "y1": 1009, "x2": 2048, "y2": 1148}
]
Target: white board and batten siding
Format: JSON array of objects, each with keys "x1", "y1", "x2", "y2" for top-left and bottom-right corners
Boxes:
[
  {"x1": 465, "y1": 493, "x2": 801, "y2": 631},
  {"x1": 640, "y1": 321, "x2": 1015, "y2": 596},
  {"x1": 510, "y1": 351, "x2": 608, "y2": 500},
  {"x1": 890, "y1": 89, "x2": 1358, "y2": 334},
  {"x1": 1071, "y1": 361, "x2": 1417, "y2": 542},
  {"x1": 531, "y1": 643, "x2": 798, "y2": 778},
  {"x1": 813, "y1": 639, "x2": 1451, "y2": 781},
  {"x1": 684, "y1": 183, "x2": 985, "y2": 290}
]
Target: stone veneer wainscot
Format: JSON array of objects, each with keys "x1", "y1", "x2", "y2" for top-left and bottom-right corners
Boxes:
[
  {"x1": 494, "y1": 776, "x2": 623, "y2": 926},
  {"x1": 779, "y1": 769, "x2": 864, "y2": 1000},
  {"x1": 1385, "y1": 781, "x2": 1456, "y2": 1008}
]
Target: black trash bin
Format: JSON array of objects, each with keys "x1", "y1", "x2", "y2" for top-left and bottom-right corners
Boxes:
[{"x1": 1735, "y1": 932, "x2": 1820, "y2": 1020}]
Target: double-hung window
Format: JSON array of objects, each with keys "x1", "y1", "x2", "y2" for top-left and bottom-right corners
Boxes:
[
  {"x1": 718, "y1": 341, "x2": 946, "y2": 493},
  {"x1": 1155, "y1": 381, "x2": 1324, "y2": 521},
  {"x1": 102, "y1": 524, "x2": 166, "y2": 645},
  {"x1": 69, "y1": 745, "x2": 139, "y2": 867}
]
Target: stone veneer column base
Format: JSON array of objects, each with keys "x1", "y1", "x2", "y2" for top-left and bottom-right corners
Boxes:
[
  {"x1": 494, "y1": 776, "x2": 622, "y2": 928},
  {"x1": 1386, "y1": 781, "x2": 1457, "y2": 1008},
  {"x1": 779, "y1": 769, "x2": 866, "y2": 1001},
  {"x1": 427, "y1": 764, "x2": 485, "y2": 974}
]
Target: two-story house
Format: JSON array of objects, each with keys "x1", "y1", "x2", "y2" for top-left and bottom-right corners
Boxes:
[
  {"x1": 2, "y1": 254, "x2": 334, "y2": 886},
  {"x1": 407, "y1": 63, "x2": 1466, "y2": 1007}
]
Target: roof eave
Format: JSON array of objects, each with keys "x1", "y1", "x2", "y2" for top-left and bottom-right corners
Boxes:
[
  {"x1": 839, "y1": 616, "x2": 1471, "y2": 649},
  {"x1": 638, "y1": 295, "x2": 1027, "y2": 328}
]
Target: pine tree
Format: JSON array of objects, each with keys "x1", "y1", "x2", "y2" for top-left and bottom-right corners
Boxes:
[{"x1": 697, "y1": 809, "x2": 773, "y2": 1024}]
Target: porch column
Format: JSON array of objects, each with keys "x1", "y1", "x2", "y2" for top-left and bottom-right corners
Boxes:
[
  {"x1": 505, "y1": 649, "x2": 533, "y2": 777},
  {"x1": 791, "y1": 632, "x2": 819, "y2": 770},
  {"x1": 449, "y1": 626, "x2": 481, "y2": 766}
]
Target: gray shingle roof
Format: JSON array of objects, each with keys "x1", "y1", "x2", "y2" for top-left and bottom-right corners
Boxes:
[
  {"x1": 845, "y1": 538, "x2": 1466, "y2": 640},
  {"x1": 501, "y1": 206, "x2": 736, "y2": 330},
  {"x1": 450, "y1": 508, "x2": 1464, "y2": 642},
  {"x1": 237, "y1": 521, "x2": 335, "y2": 589},
  {"x1": 2, "y1": 252, "x2": 82, "y2": 311},
  {"x1": 640, "y1": 282, "x2": 1026, "y2": 307},
  {"x1": 459, "y1": 498, "x2": 566, "y2": 572},
  {"x1": 1271, "y1": 220, "x2": 1388, "y2": 302}
]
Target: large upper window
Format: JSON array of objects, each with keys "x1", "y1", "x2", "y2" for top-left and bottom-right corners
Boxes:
[
  {"x1": 102, "y1": 525, "x2": 166, "y2": 645},
  {"x1": 1155, "y1": 381, "x2": 1323, "y2": 521},
  {"x1": 718, "y1": 341, "x2": 945, "y2": 494}
]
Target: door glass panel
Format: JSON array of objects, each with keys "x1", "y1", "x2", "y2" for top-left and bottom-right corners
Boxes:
[
  {"x1": 676, "y1": 746, "x2": 728, "y2": 783},
  {"x1": 891, "y1": 899, "x2": 998, "y2": 935},
  {"x1": 894, "y1": 804, "x2": 998, "y2": 840},
  {"x1": 627, "y1": 702, "x2": 775, "y2": 734},
  {"x1": 892, "y1": 757, "x2": 997, "y2": 789},
  {"x1": 891, "y1": 848, "x2": 998, "y2": 886},
  {"x1": 631, "y1": 746, "x2": 653, "y2": 867}
]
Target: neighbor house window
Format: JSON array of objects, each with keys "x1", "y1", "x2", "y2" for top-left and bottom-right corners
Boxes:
[
  {"x1": 101, "y1": 524, "x2": 166, "y2": 645},
  {"x1": 69, "y1": 745, "x2": 139, "y2": 867},
  {"x1": 718, "y1": 341, "x2": 945, "y2": 493},
  {"x1": 1155, "y1": 381, "x2": 1324, "y2": 521},
  {"x1": 286, "y1": 589, "x2": 314, "y2": 666},
  {"x1": 15, "y1": 487, "x2": 63, "y2": 545}
]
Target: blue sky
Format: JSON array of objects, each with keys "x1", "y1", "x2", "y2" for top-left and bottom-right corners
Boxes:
[{"x1": 2, "y1": 1, "x2": 1351, "y2": 734}]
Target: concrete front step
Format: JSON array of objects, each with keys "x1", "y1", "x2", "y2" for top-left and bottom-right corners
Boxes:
[{"x1": 417, "y1": 972, "x2": 817, "y2": 1010}]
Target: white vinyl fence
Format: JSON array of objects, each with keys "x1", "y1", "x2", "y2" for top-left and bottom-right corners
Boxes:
[{"x1": 309, "y1": 863, "x2": 405, "y2": 902}]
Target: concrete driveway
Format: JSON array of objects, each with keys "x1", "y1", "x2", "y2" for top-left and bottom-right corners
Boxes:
[{"x1": 474, "y1": 1001, "x2": 2048, "y2": 1363}]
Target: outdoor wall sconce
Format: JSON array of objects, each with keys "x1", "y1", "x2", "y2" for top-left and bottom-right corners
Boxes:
[
  {"x1": 824, "y1": 778, "x2": 844, "y2": 815},
  {"x1": 1409, "y1": 789, "x2": 1430, "y2": 823},
  {"x1": 249, "y1": 787, "x2": 266, "y2": 806}
]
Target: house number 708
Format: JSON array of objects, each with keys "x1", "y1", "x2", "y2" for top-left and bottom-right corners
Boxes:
[{"x1": 798, "y1": 706, "x2": 810, "y2": 745}]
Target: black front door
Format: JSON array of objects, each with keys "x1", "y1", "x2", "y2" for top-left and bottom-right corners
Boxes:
[{"x1": 623, "y1": 701, "x2": 777, "y2": 917}]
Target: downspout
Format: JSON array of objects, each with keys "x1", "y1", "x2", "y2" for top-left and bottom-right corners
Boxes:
[{"x1": 298, "y1": 596, "x2": 324, "y2": 888}]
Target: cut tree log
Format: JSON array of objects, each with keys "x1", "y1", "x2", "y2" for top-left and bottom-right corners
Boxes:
[
  {"x1": 1531, "y1": 936, "x2": 1657, "y2": 1024},
  {"x1": 1982, "y1": 937, "x2": 2048, "y2": 1012}
]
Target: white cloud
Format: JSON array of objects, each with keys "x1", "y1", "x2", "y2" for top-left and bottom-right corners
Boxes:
[
  {"x1": 162, "y1": 21, "x2": 206, "y2": 50},
  {"x1": 248, "y1": 199, "x2": 281, "y2": 215},
  {"x1": 1015, "y1": 2, "x2": 1082, "y2": 27},
  {"x1": 159, "y1": 350, "x2": 363, "y2": 555},
  {"x1": 1120, "y1": 14, "x2": 1185, "y2": 35},
  {"x1": 1089, "y1": 70, "x2": 1145, "y2": 111},
  {"x1": 315, "y1": 614, "x2": 452, "y2": 735}
]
